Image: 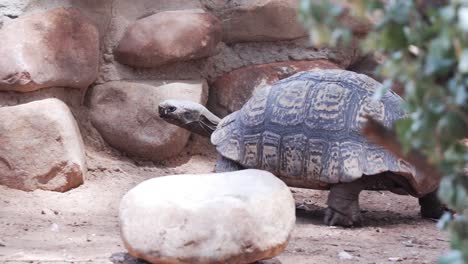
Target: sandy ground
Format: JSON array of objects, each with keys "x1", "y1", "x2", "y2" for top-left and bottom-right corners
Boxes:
[{"x1": 0, "y1": 137, "x2": 449, "y2": 264}]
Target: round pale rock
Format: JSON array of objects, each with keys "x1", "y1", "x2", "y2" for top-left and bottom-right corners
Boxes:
[
  {"x1": 0, "y1": 98, "x2": 86, "y2": 192},
  {"x1": 89, "y1": 80, "x2": 208, "y2": 161},
  {"x1": 219, "y1": 0, "x2": 308, "y2": 43},
  {"x1": 0, "y1": 0, "x2": 30, "y2": 18},
  {"x1": 115, "y1": 9, "x2": 222, "y2": 68},
  {"x1": 119, "y1": 169, "x2": 295, "y2": 264},
  {"x1": 0, "y1": 7, "x2": 99, "y2": 92},
  {"x1": 210, "y1": 60, "x2": 341, "y2": 115}
]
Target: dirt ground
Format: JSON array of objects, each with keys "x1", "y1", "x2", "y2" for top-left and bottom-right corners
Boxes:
[{"x1": 0, "y1": 136, "x2": 449, "y2": 264}]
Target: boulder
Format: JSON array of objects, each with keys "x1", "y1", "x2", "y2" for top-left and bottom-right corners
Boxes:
[
  {"x1": 338, "y1": 8, "x2": 373, "y2": 37},
  {"x1": 0, "y1": 7, "x2": 99, "y2": 92},
  {"x1": 115, "y1": 10, "x2": 222, "y2": 68},
  {"x1": 113, "y1": 0, "x2": 203, "y2": 21},
  {"x1": 210, "y1": 60, "x2": 341, "y2": 115},
  {"x1": 119, "y1": 169, "x2": 295, "y2": 264},
  {"x1": 219, "y1": 0, "x2": 308, "y2": 43},
  {"x1": 89, "y1": 80, "x2": 208, "y2": 161},
  {"x1": 0, "y1": 98, "x2": 86, "y2": 192},
  {"x1": 0, "y1": 0, "x2": 30, "y2": 18}
]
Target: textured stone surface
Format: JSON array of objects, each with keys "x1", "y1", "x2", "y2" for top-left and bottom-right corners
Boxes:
[
  {"x1": 0, "y1": 0, "x2": 30, "y2": 18},
  {"x1": 119, "y1": 169, "x2": 295, "y2": 264},
  {"x1": 0, "y1": 98, "x2": 86, "y2": 192},
  {"x1": 115, "y1": 10, "x2": 222, "y2": 68},
  {"x1": 217, "y1": 0, "x2": 308, "y2": 43},
  {"x1": 210, "y1": 60, "x2": 341, "y2": 115},
  {"x1": 89, "y1": 80, "x2": 208, "y2": 161},
  {"x1": 0, "y1": 7, "x2": 99, "y2": 92}
]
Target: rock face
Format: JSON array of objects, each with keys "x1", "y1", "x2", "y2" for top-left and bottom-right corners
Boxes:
[
  {"x1": 89, "y1": 80, "x2": 208, "y2": 161},
  {"x1": 0, "y1": 98, "x2": 86, "y2": 192},
  {"x1": 115, "y1": 10, "x2": 222, "y2": 68},
  {"x1": 0, "y1": 7, "x2": 99, "y2": 92},
  {"x1": 210, "y1": 60, "x2": 341, "y2": 115},
  {"x1": 0, "y1": 0, "x2": 30, "y2": 18},
  {"x1": 119, "y1": 169, "x2": 296, "y2": 264},
  {"x1": 219, "y1": 0, "x2": 308, "y2": 43}
]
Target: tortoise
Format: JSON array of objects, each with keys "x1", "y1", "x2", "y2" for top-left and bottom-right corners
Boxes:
[{"x1": 158, "y1": 69, "x2": 444, "y2": 227}]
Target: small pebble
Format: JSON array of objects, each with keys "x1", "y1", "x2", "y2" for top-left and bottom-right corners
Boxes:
[
  {"x1": 50, "y1": 223, "x2": 59, "y2": 232},
  {"x1": 402, "y1": 240, "x2": 414, "y2": 247},
  {"x1": 338, "y1": 251, "x2": 353, "y2": 260}
]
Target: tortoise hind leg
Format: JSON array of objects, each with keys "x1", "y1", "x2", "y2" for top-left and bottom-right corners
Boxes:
[
  {"x1": 214, "y1": 156, "x2": 245, "y2": 172},
  {"x1": 419, "y1": 189, "x2": 446, "y2": 219},
  {"x1": 324, "y1": 181, "x2": 364, "y2": 227}
]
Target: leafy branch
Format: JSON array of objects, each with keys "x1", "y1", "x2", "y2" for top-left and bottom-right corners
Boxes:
[{"x1": 299, "y1": 0, "x2": 467, "y2": 262}]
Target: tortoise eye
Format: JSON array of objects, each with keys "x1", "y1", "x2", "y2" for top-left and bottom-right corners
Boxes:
[{"x1": 168, "y1": 106, "x2": 177, "y2": 113}]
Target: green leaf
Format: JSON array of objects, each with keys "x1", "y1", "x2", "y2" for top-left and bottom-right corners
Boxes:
[
  {"x1": 437, "y1": 212, "x2": 452, "y2": 230},
  {"x1": 439, "y1": 177, "x2": 454, "y2": 206},
  {"x1": 438, "y1": 250, "x2": 464, "y2": 264},
  {"x1": 440, "y1": 6, "x2": 456, "y2": 22},
  {"x1": 457, "y1": 49, "x2": 468, "y2": 73},
  {"x1": 453, "y1": 184, "x2": 467, "y2": 211},
  {"x1": 457, "y1": 6, "x2": 468, "y2": 32},
  {"x1": 372, "y1": 79, "x2": 391, "y2": 100}
]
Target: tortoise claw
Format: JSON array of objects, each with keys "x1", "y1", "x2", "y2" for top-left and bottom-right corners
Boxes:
[{"x1": 324, "y1": 207, "x2": 362, "y2": 227}]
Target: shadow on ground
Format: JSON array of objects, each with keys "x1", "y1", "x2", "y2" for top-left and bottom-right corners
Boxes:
[{"x1": 110, "y1": 252, "x2": 282, "y2": 264}]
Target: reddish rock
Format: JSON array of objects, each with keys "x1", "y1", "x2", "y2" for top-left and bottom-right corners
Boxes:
[
  {"x1": 339, "y1": 9, "x2": 373, "y2": 37},
  {"x1": 115, "y1": 10, "x2": 222, "y2": 68},
  {"x1": 210, "y1": 60, "x2": 341, "y2": 115},
  {"x1": 89, "y1": 80, "x2": 208, "y2": 161},
  {"x1": 0, "y1": 99, "x2": 86, "y2": 192},
  {"x1": 220, "y1": 0, "x2": 308, "y2": 43},
  {"x1": 0, "y1": 8, "x2": 99, "y2": 93}
]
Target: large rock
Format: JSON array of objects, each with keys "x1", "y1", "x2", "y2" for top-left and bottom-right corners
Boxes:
[
  {"x1": 0, "y1": 98, "x2": 86, "y2": 192},
  {"x1": 210, "y1": 60, "x2": 341, "y2": 115},
  {"x1": 113, "y1": 0, "x2": 203, "y2": 21},
  {"x1": 218, "y1": 0, "x2": 308, "y2": 43},
  {"x1": 115, "y1": 10, "x2": 222, "y2": 68},
  {"x1": 89, "y1": 80, "x2": 208, "y2": 161},
  {"x1": 0, "y1": 7, "x2": 99, "y2": 92},
  {"x1": 119, "y1": 169, "x2": 295, "y2": 264},
  {"x1": 0, "y1": 0, "x2": 30, "y2": 18}
]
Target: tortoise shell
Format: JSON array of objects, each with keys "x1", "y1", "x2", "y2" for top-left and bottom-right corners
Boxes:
[{"x1": 211, "y1": 70, "x2": 438, "y2": 196}]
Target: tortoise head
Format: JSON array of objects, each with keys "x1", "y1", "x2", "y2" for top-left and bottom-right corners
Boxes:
[{"x1": 158, "y1": 99, "x2": 221, "y2": 137}]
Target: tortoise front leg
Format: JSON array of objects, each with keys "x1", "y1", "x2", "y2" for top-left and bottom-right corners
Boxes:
[
  {"x1": 324, "y1": 181, "x2": 364, "y2": 227},
  {"x1": 214, "y1": 156, "x2": 245, "y2": 172}
]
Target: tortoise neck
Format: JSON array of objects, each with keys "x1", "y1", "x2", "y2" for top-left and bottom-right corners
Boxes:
[{"x1": 184, "y1": 107, "x2": 221, "y2": 137}]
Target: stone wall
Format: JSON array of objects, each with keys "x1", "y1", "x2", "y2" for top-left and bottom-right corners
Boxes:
[{"x1": 0, "y1": 0, "x2": 370, "y2": 191}]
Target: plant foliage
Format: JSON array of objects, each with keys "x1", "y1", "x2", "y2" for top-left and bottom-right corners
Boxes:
[{"x1": 299, "y1": 0, "x2": 467, "y2": 262}]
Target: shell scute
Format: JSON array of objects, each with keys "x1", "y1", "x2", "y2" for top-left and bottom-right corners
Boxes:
[
  {"x1": 270, "y1": 81, "x2": 312, "y2": 126},
  {"x1": 340, "y1": 141, "x2": 364, "y2": 181},
  {"x1": 261, "y1": 131, "x2": 281, "y2": 173},
  {"x1": 279, "y1": 134, "x2": 307, "y2": 177},
  {"x1": 305, "y1": 82, "x2": 352, "y2": 131},
  {"x1": 240, "y1": 86, "x2": 270, "y2": 127},
  {"x1": 242, "y1": 133, "x2": 261, "y2": 168},
  {"x1": 304, "y1": 139, "x2": 327, "y2": 182}
]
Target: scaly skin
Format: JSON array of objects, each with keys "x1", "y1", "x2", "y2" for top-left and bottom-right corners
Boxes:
[{"x1": 324, "y1": 181, "x2": 363, "y2": 227}]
